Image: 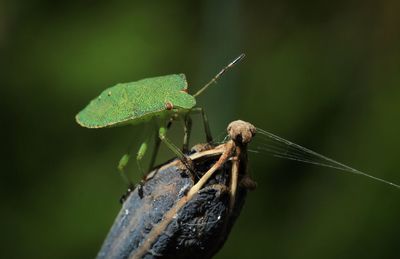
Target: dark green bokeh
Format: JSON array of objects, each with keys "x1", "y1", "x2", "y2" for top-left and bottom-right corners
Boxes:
[{"x1": 2, "y1": 1, "x2": 400, "y2": 258}]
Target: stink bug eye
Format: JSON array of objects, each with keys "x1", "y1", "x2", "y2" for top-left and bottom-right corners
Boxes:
[{"x1": 165, "y1": 101, "x2": 174, "y2": 110}]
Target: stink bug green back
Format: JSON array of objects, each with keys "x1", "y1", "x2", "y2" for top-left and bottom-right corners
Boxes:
[{"x1": 76, "y1": 74, "x2": 195, "y2": 128}]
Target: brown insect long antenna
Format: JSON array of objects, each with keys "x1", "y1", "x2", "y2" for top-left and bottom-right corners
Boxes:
[{"x1": 193, "y1": 53, "x2": 246, "y2": 97}]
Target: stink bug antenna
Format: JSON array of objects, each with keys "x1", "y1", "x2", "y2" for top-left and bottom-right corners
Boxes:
[{"x1": 193, "y1": 53, "x2": 245, "y2": 97}]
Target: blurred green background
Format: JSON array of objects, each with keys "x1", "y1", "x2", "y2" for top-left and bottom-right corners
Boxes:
[{"x1": 2, "y1": 0, "x2": 400, "y2": 258}]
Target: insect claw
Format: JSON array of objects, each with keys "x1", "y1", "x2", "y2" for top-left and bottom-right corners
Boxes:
[
  {"x1": 180, "y1": 155, "x2": 196, "y2": 179},
  {"x1": 138, "y1": 180, "x2": 145, "y2": 199},
  {"x1": 119, "y1": 183, "x2": 135, "y2": 204}
]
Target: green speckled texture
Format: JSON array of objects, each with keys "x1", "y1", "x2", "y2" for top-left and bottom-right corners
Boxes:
[{"x1": 76, "y1": 74, "x2": 196, "y2": 128}]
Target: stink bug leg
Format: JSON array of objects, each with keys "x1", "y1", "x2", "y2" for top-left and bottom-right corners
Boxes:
[
  {"x1": 158, "y1": 125, "x2": 195, "y2": 173},
  {"x1": 135, "y1": 137, "x2": 149, "y2": 177},
  {"x1": 118, "y1": 125, "x2": 152, "y2": 185},
  {"x1": 182, "y1": 115, "x2": 192, "y2": 154},
  {"x1": 188, "y1": 107, "x2": 213, "y2": 143}
]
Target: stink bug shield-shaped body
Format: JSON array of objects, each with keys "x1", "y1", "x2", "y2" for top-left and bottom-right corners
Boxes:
[
  {"x1": 75, "y1": 54, "x2": 245, "y2": 183},
  {"x1": 75, "y1": 74, "x2": 195, "y2": 128}
]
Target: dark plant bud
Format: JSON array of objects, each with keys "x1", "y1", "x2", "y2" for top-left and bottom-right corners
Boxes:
[{"x1": 98, "y1": 146, "x2": 249, "y2": 259}]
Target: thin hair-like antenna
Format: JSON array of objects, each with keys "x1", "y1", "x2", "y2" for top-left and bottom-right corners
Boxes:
[{"x1": 193, "y1": 53, "x2": 245, "y2": 97}]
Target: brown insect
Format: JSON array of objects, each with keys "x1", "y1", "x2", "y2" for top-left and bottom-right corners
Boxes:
[{"x1": 97, "y1": 120, "x2": 257, "y2": 259}]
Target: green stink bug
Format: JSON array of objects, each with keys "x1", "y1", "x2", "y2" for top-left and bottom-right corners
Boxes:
[{"x1": 76, "y1": 54, "x2": 245, "y2": 184}]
